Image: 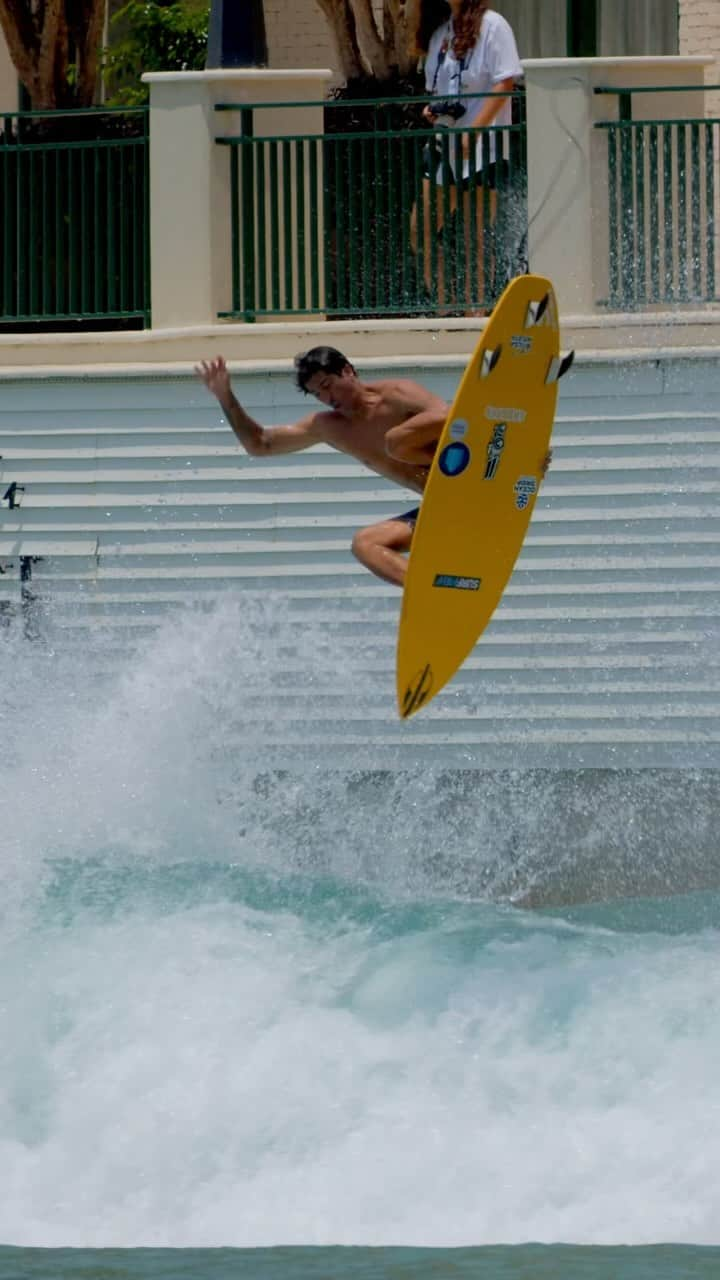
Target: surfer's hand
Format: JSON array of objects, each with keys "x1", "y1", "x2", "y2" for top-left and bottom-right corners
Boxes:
[
  {"x1": 540, "y1": 449, "x2": 553, "y2": 479},
  {"x1": 195, "y1": 356, "x2": 231, "y2": 402}
]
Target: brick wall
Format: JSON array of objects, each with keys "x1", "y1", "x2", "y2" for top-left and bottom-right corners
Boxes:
[
  {"x1": 264, "y1": 0, "x2": 350, "y2": 83},
  {"x1": 264, "y1": 0, "x2": 386, "y2": 84}
]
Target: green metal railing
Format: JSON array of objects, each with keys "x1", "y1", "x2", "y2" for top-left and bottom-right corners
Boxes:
[
  {"x1": 596, "y1": 86, "x2": 719, "y2": 309},
  {"x1": 0, "y1": 108, "x2": 150, "y2": 328},
  {"x1": 216, "y1": 95, "x2": 527, "y2": 320}
]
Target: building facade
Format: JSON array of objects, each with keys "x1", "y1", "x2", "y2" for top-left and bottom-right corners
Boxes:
[{"x1": 0, "y1": 1, "x2": 717, "y2": 107}]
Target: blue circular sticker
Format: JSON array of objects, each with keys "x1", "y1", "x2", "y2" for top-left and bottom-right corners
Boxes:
[{"x1": 438, "y1": 442, "x2": 471, "y2": 477}]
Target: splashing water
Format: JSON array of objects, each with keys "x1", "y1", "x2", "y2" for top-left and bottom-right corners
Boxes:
[{"x1": 1, "y1": 599, "x2": 719, "y2": 1249}]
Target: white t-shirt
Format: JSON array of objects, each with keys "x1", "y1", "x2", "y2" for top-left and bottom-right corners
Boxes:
[{"x1": 424, "y1": 10, "x2": 522, "y2": 175}]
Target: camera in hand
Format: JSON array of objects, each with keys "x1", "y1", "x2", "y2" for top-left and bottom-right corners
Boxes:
[{"x1": 431, "y1": 99, "x2": 466, "y2": 121}]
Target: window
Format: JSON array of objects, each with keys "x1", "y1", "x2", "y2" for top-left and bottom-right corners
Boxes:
[{"x1": 496, "y1": 0, "x2": 679, "y2": 59}]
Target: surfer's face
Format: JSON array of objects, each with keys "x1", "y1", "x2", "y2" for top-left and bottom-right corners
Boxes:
[{"x1": 305, "y1": 366, "x2": 355, "y2": 411}]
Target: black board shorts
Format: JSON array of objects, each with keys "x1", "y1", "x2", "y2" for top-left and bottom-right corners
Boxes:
[{"x1": 394, "y1": 507, "x2": 420, "y2": 527}]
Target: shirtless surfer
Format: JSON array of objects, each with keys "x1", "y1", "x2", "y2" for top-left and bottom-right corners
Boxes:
[{"x1": 196, "y1": 346, "x2": 449, "y2": 586}]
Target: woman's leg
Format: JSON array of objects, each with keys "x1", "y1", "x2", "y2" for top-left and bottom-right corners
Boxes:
[
  {"x1": 410, "y1": 177, "x2": 452, "y2": 311},
  {"x1": 458, "y1": 183, "x2": 497, "y2": 314}
]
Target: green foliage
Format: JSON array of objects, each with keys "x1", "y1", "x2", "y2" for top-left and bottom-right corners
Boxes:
[{"x1": 103, "y1": 1, "x2": 210, "y2": 106}]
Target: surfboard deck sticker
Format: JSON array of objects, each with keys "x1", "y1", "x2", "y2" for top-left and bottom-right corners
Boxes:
[{"x1": 397, "y1": 274, "x2": 568, "y2": 719}]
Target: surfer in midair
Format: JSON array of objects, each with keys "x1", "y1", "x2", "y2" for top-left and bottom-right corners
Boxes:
[{"x1": 196, "y1": 347, "x2": 449, "y2": 586}]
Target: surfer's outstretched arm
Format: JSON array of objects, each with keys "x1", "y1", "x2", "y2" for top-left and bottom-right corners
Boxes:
[
  {"x1": 196, "y1": 356, "x2": 324, "y2": 455},
  {"x1": 382, "y1": 382, "x2": 448, "y2": 467}
]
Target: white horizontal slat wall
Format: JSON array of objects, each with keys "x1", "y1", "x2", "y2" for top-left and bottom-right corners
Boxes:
[{"x1": 1, "y1": 353, "x2": 719, "y2": 770}]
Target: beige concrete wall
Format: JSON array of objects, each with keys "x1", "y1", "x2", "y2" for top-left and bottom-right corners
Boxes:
[{"x1": 679, "y1": 0, "x2": 720, "y2": 115}]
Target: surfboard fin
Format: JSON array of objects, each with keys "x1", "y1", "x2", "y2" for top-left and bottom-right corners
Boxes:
[
  {"x1": 525, "y1": 293, "x2": 550, "y2": 327},
  {"x1": 479, "y1": 345, "x2": 502, "y2": 378},
  {"x1": 545, "y1": 350, "x2": 575, "y2": 384}
]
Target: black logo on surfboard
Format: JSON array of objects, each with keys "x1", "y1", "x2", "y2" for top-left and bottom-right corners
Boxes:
[
  {"x1": 484, "y1": 423, "x2": 506, "y2": 480},
  {"x1": 402, "y1": 665, "x2": 434, "y2": 718}
]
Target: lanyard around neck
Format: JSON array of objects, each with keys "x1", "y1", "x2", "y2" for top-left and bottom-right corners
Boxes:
[{"x1": 431, "y1": 23, "x2": 468, "y2": 94}]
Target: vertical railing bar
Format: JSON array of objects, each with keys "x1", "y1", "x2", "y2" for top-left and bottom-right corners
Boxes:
[
  {"x1": 450, "y1": 128, "x2": 464, "y2": 311},
  {"x1": 55, "y1": 144, "x2": 64, "y2": 314},
  {"x1": 359, "y1": 133, "x2": 370, "y2": 311},
  {"x1": 132, "y1": 135, "x2": 140, "y2": 320},
  {"x1": 375, "y1": 127, "x2": 385, "y2": 311},
  {"x1": 648, "y1": 124, "x2": 659, "y2": 302},
  {"x1": 481, "y1": 129, "x2": 492, "y2": 309},
  {"x1": 663, "y1": 124, "x2": 674, "y2": 301},
  {"x1": 142, "y1": 115, "x2": 151, "y2": 324},
  {"x1": 242, "y1": 109, "x2": 257, "y2": 320},
  {"x1": 27, "y1": 149, "x2": 37, "y2": 317},
  {"x1": 296, "y1": 139, "x2": 307, "y2": 313},
  {"x1": 309, "y1": 137, "x2": 320, "y2": 312},
  {"x1": 41, "y1": 148, "x2": 50, "y2": 315},
  {"x1": 106, "y1": 144, "x2": 116, "y2": 315},
  {"x1": 229, "y1": 144, "x2": 241, "y2": 313},
  {"x1": 283, "y1": 138, "x2": 293, "y2": 311},
  {"x1": 635, "y1": 124, "x2": 646, "y2": 307},
  {"x1": 399, "y1": 132, "x2": 411, "y2": 312},
  {"x1": 68, "y1": 148, "x2": 78, "y2": 315},
  {"x1": 347, "y1": 137, "x2": 357, "y2": 313},
  {"x1": 686, "y1": 120, "x2": 696, "y2": 298},
  {"x1": 677, "y1": 122, "x2": 688, "y2": 301},
  {"x1": 619, "y1": 121, "x2": 634, "y2": 308},
  {"x1": 117, "y1": 142, "x2": 126, "y2": 314},
  {"x1": 607, "y1": 126, "x2": 619, "y2": 306},
  {"x1": 333, "y1": 135, "x2": 345, "y2": 314},
  {"x1": 706, "y1": 121, "x2": 716, "y2": 299},
  {"x1": 94, "y1": 145, "x2": 102, "y2": 314},
  {"x1": 439, "y1": 133, "x2": 452, "y2": 313},
  {"x1": 468, "y1": 126, "x2": 479, "y2": 305},
  {"x1": 270, "y1": 139, "x2": 281, "y2": 312},
  {"x1": 415, "y1": 133, "x2": 426, "y2": 313},
  {"x1": 256, "y1": 140, "x2": 267, "y2": 314},
  {"x1": 3, "y1": 122, "x2": 17, "y2": 317}
]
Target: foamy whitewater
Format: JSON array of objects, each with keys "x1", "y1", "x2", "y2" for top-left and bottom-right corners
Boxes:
[{"x1": 1, "y1": 599, "x2": 719, "y2": 1250}]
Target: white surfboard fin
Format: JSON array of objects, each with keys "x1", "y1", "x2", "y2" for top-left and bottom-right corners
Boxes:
[
  {"x1": 545, "y1": 350, "x2": 575, "y2": 385},
  {"x1": 525, "y1": 293, "x2": 550, "y2": 327},
  {"x1": 479, "y1": 345, "x2": 502, "y2": 378}
]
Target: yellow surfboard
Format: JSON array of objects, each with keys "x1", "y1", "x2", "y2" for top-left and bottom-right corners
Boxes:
[{"x1": 397, "y1": 274, "x2": 572, "y2": 719}]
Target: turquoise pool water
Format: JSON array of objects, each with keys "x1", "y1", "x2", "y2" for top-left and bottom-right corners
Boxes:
[{"x1": 1, "y1": 600, "x2": 719, "y2": 1276}]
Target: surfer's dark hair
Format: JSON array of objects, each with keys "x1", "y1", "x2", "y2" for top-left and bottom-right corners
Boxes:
[{"x1": 294, "y1": 346, "x2": 353, "y2": 393}]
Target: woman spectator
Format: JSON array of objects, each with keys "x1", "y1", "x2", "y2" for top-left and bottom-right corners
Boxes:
[{"x1": 410, "y1": 0, "x2": 522, "y2": 313}]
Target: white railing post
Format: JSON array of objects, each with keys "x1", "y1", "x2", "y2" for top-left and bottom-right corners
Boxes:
[
  {"x1": 522, "y1": 56, "x2": 713, "y2": 316},
  {"x1": 143, "y1": 69, "x2": 331, "y2": 330}
]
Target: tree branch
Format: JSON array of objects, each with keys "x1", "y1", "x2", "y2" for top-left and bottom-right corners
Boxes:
[
  {"x1": 67, "y1": 0, "x2": 106, "y2": 105},
  {"x1": 349, "y1": 0, "x2": 389, "y2": 77},
  {"x1": 383, "y1": 0, "x2": 421, "y2": 75},
  {"x1": 0, "y1": 0, "x2": 39, "y2": 89},
  {"x1": 314, "y1": 0, "x2": 365, "y2": 81}
]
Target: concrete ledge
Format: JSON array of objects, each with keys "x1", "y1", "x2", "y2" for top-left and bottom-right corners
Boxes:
[{"x1": 1, "y1": 309, "x2": 719, "y2": 375}]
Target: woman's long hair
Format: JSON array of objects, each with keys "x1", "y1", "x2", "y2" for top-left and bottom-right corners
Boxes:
[{"x1": 414, "y1": 0, "x2": 490, "y2": 58}]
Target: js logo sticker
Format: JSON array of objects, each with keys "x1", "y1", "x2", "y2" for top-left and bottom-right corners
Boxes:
[{"x1": 484, "y1": 423, "x2": 506, "y2": 479}]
